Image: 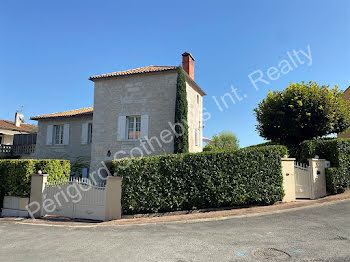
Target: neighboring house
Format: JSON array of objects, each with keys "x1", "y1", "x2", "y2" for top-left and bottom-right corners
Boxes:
[
  {"x1": 0, "y1": 112, "x2": 36, "y2": 145},
  {"x1": 203, "y1": 137, "x2": 213, "y2": 144},
  {"x1": 31, "y1": 52, "x2": 206, "y2": 179},
  {"x1": 338, "y1": 86, "x2": 350, "y2": 139}
]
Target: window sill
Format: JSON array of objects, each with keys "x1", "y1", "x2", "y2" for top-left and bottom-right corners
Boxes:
[{"x1": 119, "y1": 139, "x2": 146, "y2": 143}]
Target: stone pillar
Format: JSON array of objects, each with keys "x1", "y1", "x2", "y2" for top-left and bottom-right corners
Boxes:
[
  {"x1": 308, "y1": 158, "x2": 327, "y2": 199},
  {"x1": 28, "y1": 172, "x2": 48, "y2": 219},
  {"x1": 104, "y1": 176, "x2": 123, "y2": 221},
  {"x1": 281, "y1": 158, "x2": 296, "y2": 202}
]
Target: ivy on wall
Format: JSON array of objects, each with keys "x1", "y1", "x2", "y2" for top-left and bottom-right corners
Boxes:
[{"x1": 174, "y1": 66, "x2": 189, "y2": 153}]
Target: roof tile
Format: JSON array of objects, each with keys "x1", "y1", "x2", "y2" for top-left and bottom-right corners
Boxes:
[
  {"x1": 31, "y1": 107, "x2": 93, "y2": 120},
  {"x1": 89, "y1": 66, "x2": 178, "y2": 80},
  {"x1": 0, "y1": 120, "x2": 36, "y2": 133}
]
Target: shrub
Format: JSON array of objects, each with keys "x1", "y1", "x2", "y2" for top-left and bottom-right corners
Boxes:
[
  {"x1": 203, "y1": 131, "x2": 239, "y2": 152},
  {"x1": 326, "y1": 167, "x2": 349, "y2": 195},
  {"x1": 299, "y1": 138, "x2": 350, "y2": 193},
  {"x1": 112, "y1": 145, "x2": 288, "y2": 215},
  {"x1": 245, "y1": 141, "x2": 278, "y2": 149},
  {"x1": 0, "y1": 159, "x2": 70, "y2": 207},
  {"x1": 254, "y1": 82, "x2": 350, "y2": 146}
]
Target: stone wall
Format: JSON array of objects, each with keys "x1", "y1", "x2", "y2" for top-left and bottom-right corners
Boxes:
[
  {"x1": 90, "y1": 71, "x2": 177, "y2": 177},
  {"x1": 186, "y1": 81, "x2": 203, "y2": 152},
  {"x1": 89, "y1": 70, "x2": 204, "y2": 179},
  {"x1": 34, "y1": 116, "x2": 92, "y2": 166}
]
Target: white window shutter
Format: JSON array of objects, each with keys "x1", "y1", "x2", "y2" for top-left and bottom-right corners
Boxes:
[
  {"x1": 63, "y1": 124, "x2": 70, "y2": 145},
  {"x1": 195, "y1": 128, "x2": 200, "y2": 146},
  {"x1": 46, "y1": 125, "x2": 53, "y2": 145},
  {"x1": 81, "y1": 123, "x2": 88, "y2": 144},
  {"x1": 117, "y1": 116, "x2": 126, "y2": 141},
  {"x1": 141, "y1": 115, "x2": 149, "y2": 139}
]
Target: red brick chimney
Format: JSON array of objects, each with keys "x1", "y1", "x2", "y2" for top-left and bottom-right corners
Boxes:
[{"x1": 182, "y1": 52, "x2": 195, "y2": 80}]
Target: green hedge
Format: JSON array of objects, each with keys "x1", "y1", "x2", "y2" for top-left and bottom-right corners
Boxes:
[
  {"x1": 0, "y1": 159, "x2": 70, "y2": 207},
  {"x1": 245, "y1": 141, "x2": 278, "y2": 149},
  {"x1": 299, "y1": 138, "x2": 350, "y2": 193},
  {"x1": 112, "y1": 145, "x2": 288, "y2": 215},
  {"x1": 326, "y1": 167, "x2": 349, "y2": 194}
]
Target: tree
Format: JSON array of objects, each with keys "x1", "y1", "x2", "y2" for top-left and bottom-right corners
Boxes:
[
  {"x1": 254, "y1": 81, "x2": 350, "y2": 146},
  {"x1": 174, "y1": 66, "x2": 189, "y2": 153},
  {"x1": 203, "y1": 131, "x2": 239, "y2": 152}
]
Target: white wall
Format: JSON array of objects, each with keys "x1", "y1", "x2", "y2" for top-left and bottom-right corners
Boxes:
[{"x1": 2, "y1": 134, "x2": 14, "y2": 145}]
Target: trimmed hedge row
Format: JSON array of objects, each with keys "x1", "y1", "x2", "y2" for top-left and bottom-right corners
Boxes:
[
  {"x1": 0, "y1": 159, "x2": 70, "y2": 207},
  {"x1": 326, "y1": 167, "x2": 348, "y2": 194},
  {"x1": 299, "y1": 138, "x2": 350, "y2": 193},
  {"x1": 112, "y1": 145, "x2": 288, "y2": 215}
]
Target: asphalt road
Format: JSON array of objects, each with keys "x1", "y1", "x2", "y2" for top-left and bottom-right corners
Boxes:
[{"x1": 0, "y1": 199, "x2": 349, "y2": 262}]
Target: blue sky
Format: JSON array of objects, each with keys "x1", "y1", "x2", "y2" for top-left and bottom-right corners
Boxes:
[{"x1": 1, "y1": 0, "x2": 349, "y2": 147}]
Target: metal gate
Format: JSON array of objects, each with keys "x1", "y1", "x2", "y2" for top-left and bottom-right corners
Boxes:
[
  {"x1": 294, "y1": 162, "x2": 312, "y2": 199},
  {"x1": 42, "y1": 178, "x2": 106, "y2": 221}
]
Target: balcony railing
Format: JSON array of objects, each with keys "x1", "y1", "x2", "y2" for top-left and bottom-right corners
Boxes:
[{"x1": 0, "y1": 144, "x2": 36, "y2": 155}]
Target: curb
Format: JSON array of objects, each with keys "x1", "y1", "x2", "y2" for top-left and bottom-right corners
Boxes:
[{"x1": 1, "y1": 191, "x2": 350, "y2": 228}]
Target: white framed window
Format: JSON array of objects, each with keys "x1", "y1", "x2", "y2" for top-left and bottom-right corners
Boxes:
[
  {"x1": 88, "y1": 123, "x2": 93, "y2": 144},
  {"x1": 117, "y1": 115, "x2": 148, "y2": 141},
  {"x1": 197, "y1": 94, "x2": 200, "y2": 104},
  {"x1": 0, "y1": 135, "x2": 2, "y2": 144},
  {"x1": 54, "y1": 125, "x2": 64, "y2": 145},
  {"x1": 127, "y1": 116, "x2": 141, "y2": 140}
]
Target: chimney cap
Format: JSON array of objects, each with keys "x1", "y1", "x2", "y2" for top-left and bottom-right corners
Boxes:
[{"x1": 182, "y1": 52, "x2": 195, "y2": 61}]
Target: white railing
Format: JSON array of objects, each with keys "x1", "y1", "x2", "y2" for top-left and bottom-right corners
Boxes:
[
  {"x1": 46, "y1": 177, "x2": 106, "y2": 188},
  {"x1": 0, "y1": 144, "x2": 36, "y2": 155},
  {"x1": 294, "y1": 161, "x2": 310, "y2": 171}
]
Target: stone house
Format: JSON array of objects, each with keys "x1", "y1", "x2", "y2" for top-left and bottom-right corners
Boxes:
[
  {"x1": 0, "y1": 112, "x2": 36, "y2": 145},
  {"x1": 338, "y1": 86, "x2": 350, "y2": 139},
  {"x1": 31, "y1": 52, "x2": 206, "y2": 179}
]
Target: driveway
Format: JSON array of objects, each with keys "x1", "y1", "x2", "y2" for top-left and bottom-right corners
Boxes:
[{"x1": 0, "y1": 199, "x2": 349, "y2": 261}]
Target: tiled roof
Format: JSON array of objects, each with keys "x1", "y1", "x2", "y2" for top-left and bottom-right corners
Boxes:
[
  {"x1": 0, "y1": 120, "x2": 36, "y2": 133},
  {"x1": 89, "y1": 66, "x2": 178, "y2": 80},
  {"x1": 202, "y1": 137, "x2": 213, "y2": 143},
  {"x1": 31, "y1": 107, "x2": 93, "y2": 120},
  {"x1": 343, "y1": 86, "x2": 350, "y2": 100},
  {"x1": 89, "y1": 65, "x2": 206, "y2": 95},
  {"x1": 344, "y1": 86, "x2": 350, "y2": 94}
]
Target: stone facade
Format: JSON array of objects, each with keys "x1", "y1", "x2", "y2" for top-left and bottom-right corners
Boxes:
[
  {"x1": 34, "y1": 116, "x2": 92, "y2": 167},
  {"x1": 186, "y1": 81, "x2": 203, "y2": 152},
  {"x1": 89, "y1": 70, "x2": 204, "y2": 179},
  {"x1": 32, "y1": 54, "x2": 205, "y2": 180}
]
